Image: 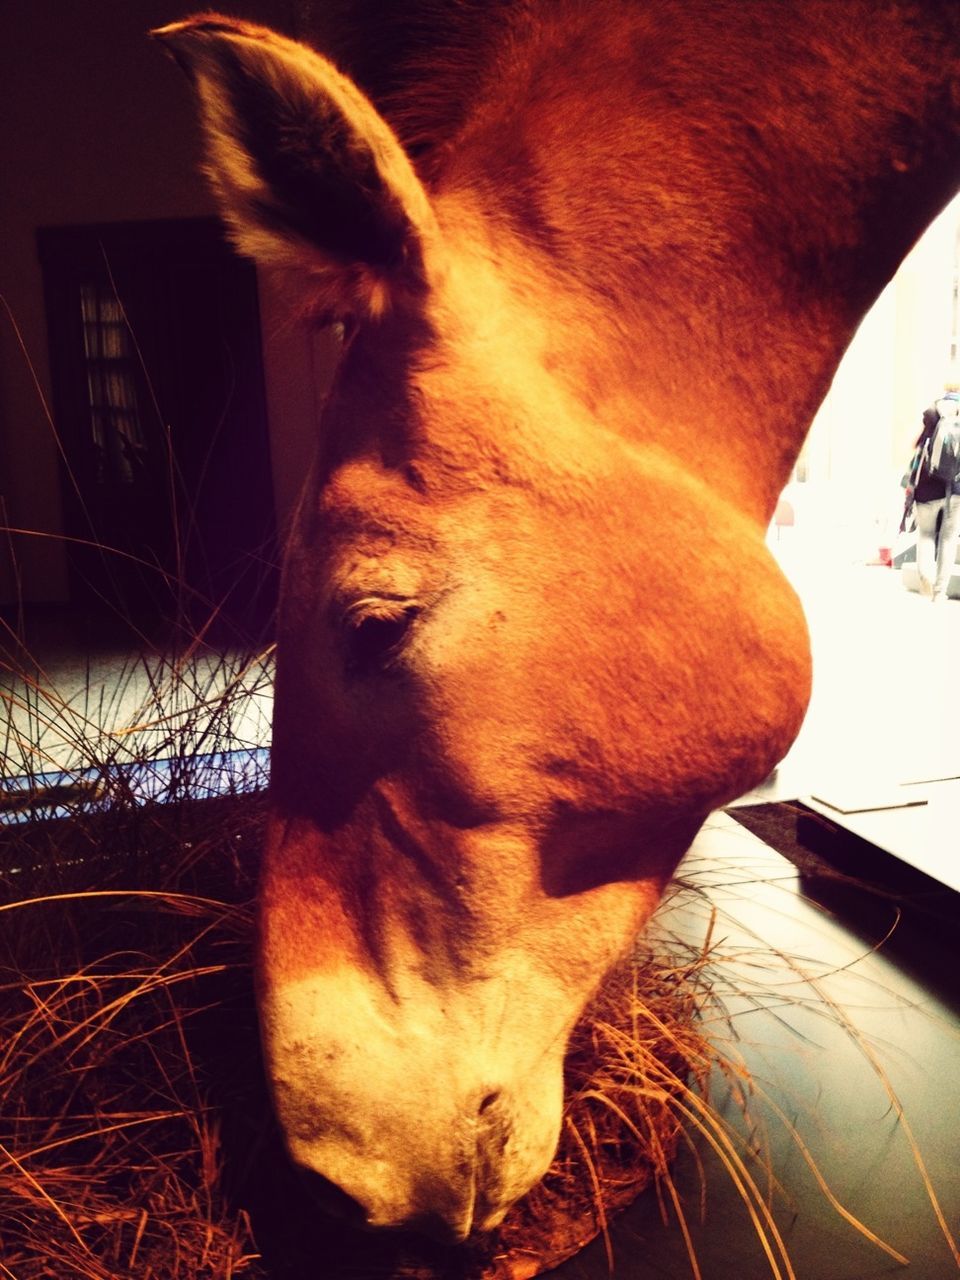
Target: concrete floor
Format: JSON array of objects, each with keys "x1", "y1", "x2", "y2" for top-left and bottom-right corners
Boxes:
[
  {"x1": 738, "y1": 553, "x2": 960, "y2": 895},
  {"x1": 756, "y1": 555, "x2": 960, "y2": 803},
  {"x1": 1, "y1": 625, "x2": 273, "y2": 783}
]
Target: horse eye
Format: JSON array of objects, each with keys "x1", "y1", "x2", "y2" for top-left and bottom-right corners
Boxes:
[{"x1": 344, "y1": 603, "x2": 419, "y2": 674}]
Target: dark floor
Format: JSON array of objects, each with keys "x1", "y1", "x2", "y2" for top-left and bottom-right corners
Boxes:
[{"x1": 555, "y1": 813, "x2": 960, "y2": 1279}]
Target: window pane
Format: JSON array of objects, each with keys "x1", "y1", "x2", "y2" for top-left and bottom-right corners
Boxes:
[{"x1": 79, "y1": 284, "x2": 145, "y2": 486}]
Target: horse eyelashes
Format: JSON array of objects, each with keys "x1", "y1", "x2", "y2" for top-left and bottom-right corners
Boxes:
[{"x1": 344, "y1": 604, "x2": 420, "y2": 675}]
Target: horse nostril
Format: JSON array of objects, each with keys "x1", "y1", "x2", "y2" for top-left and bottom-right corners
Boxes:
[
  {"x1": 478, "y1": 1090, "x2": 501, "y2": 1115},
  {"x1": 297, "y1": 1168, "x2": 368, "y2": 1227}
]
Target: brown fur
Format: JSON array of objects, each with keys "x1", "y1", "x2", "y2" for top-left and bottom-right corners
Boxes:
[{"x1": 156, "y1": 1, "x2": 960, "y2": 1243}]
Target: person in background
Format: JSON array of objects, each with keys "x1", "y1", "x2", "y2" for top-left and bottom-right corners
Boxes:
[{"x1": 912, "y1": 382, "x2": 960, "y2": 601}]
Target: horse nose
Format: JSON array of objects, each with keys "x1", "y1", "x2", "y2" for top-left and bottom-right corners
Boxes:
[
  {"x1": 478, "y1": 1089, "x2": 502, "y2": 1115},
  {"x1": 291, "y1": 1088, "x2": 512, "y2": 1244}
]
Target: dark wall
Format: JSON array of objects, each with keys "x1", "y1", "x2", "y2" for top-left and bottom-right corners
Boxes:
[{"x1": 0, "y1": 0, "x2": 303, "y2": 608}]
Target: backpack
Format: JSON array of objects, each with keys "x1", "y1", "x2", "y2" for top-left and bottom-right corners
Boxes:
[{"x1": 928, "y1": 407, "x2": 960, "y2": 486}]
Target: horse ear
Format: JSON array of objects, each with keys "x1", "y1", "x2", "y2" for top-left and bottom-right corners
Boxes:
[{"x1": 152, "y1": 14, "x2": 438, "y2": 319}]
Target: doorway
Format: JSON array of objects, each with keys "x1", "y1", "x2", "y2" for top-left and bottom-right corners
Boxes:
[{"x1": 38, "y1": 219, "x2": 277, "y2": 641}]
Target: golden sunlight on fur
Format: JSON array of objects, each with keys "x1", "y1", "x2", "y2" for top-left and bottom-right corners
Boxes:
[
  {"x1": 152, "y1": 15, "x2": 440, "y2": 318},
  {"x1": 154, "y1": 0, "x2": 960, "y2": 1249}
]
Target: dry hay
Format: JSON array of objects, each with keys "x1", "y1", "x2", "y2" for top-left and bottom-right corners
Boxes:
[
  {"x1": 0, "y1": 775, "x2": 729, "y2": 1280},
  {"x1": 0, "y1": 798, "x2": 263, "y2": 1279}
]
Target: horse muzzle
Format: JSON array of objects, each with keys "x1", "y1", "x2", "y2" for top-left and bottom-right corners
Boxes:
[{"x1": 258, "y1": 963, "x2": 569, "y2": 1242}]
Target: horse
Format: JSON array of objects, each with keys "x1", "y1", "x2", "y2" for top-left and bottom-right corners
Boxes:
[{"x1": 155, "y1": 0, "x2": 960, "y2": 1245}]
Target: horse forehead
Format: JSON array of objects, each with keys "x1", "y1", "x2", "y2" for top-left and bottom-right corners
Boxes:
[
  {"x1": 315, "y1": 272, "x2": 653, "y2": 538},
  {"x1": 316, "y1": 394, "x2": 609, "y2": 536},
  {"x1": 312, "y1": 458, "x2": 515, "y2": 569},
  {"x1": 315, "y1": 334, "x2": 691, "y2": 560},
  {"x1": 315, "y1": 462, "x2": 438, "y2": 556}
]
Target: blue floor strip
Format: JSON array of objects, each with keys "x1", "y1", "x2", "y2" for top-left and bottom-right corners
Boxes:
[{"x1": 0, "y1": 748, "x2": 270, "y2": 825}]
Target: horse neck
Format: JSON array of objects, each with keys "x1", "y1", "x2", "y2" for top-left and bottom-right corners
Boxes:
[{"x1": 429, "y1": 0, "x2": 960, "y2": 522}]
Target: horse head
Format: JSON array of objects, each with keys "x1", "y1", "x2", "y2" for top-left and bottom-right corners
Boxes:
[{"x1": 155, "y1": 2, "x2": 960, "y2": 1241}]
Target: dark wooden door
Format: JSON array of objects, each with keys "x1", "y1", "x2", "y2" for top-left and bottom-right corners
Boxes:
[{"x1": 39, "y1": 219, "x2": 277, "y2": 640}]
